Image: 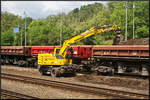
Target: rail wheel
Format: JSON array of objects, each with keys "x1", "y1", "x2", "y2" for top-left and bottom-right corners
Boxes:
[
  {"x1": 1, "y1": 59, "x2": 5, "y2": 65},
  {"x1": 38, "y1": 65, "x2": 47, "y2": 75},
  {"x1": 51, "y1": 69, "x2": 60, "y2": 77},
  {"x1": 40, "y1": 71, "x2": 46, "y2": 75},
  {"x1": 34, "y1": 62, "x2": 38, "y2": 68}
]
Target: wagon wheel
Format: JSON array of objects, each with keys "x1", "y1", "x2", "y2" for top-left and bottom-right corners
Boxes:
[
  {"x1": 34, "y1": 62, "x2": 38, "y2": 68},
  {"x1": 51, "y1": 69, "x2": 59, "y2": 77},
  {"x1": 38, "y1": 65, "x2": 46, "y2": 75},
  {"x1": 40, "y1": 71, "x2": 46, "y2": 75}
]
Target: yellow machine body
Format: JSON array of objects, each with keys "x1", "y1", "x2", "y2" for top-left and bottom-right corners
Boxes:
[
  {"x1": 38, "y1": 48, "x2": 72, "y2": 66},
  {"x1": 38, "y1": 24, "x2": 121, "y2": 68}
]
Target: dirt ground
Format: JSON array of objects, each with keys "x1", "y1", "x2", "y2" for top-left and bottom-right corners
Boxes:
[
  {"x1": 75, "y1": 74, "x2": 149, "y2": 90},
  {"x1": 1, "y1": 65, "x2": 149, "y2": 96}
]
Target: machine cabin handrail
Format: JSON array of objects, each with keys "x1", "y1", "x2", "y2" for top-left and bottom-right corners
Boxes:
[{"x1": 58, "y1": 24, "x2": 121, "y2": 57}]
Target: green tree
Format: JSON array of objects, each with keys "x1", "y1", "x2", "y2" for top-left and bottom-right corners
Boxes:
[
  {"x1": 1, "y1": 30, "x2": 14, "y2": 46},
  {"x1": 110, "y1": 1, "x2": 149, "y2": 39}
]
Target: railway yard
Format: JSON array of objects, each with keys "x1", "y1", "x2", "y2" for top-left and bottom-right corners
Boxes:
[
  {"x1": 1, "y1": 0, "x2": 149, "y2": 99},
  {"x1": 1, "y1": 65, "x2": 149, "y2": 99}
]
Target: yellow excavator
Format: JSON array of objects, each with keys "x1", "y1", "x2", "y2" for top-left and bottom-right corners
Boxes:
[{"x1": 38, "y1": 24, "x2": 121, "y2": 77}]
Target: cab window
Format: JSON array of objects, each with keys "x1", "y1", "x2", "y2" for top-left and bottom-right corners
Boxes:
[{"x1": 56, "y1": 54, "x2": 64, "y2": 59}]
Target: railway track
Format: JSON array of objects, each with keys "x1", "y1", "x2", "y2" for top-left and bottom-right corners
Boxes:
[
  {"x1": 2, "y1": 65, "x2": 149, "y2": 79},
  {"x1": 1, "y1": 73, "x2": 149, "y2": 99},
  {"x1": 1, "y1": 89, "x2": 39, "y2": 99}
]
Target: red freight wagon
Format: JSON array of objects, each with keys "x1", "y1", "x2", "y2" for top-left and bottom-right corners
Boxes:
[
  {"x1": 30, "y1": 46, "x2": 59, "y2": 56},
  {"x1": 30, "y1": 45, "x2": 93, "y2": 59},
  {"x1": 92, "y1": 45, "x2": 149, "y2": 58},
  {"x1": 71, "y1": 45, "x2": 92, "y2": 59},
  {"x1": 91, "y1": 45, "x2": 149, "y2": 76},
  {"x1": 1, "y1": 46, "x2": 32, "y2": 66},
  {"x1": 1, "y1": 46, "x2": 31, "y2": 56}
]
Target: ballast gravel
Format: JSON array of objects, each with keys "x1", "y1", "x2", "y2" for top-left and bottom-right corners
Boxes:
[{"x1": 1, "y1": 65, "x2": 149, "y2": 98}]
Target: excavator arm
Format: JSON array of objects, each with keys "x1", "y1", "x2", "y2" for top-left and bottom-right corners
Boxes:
[{"x1": 58, "y1": 24, "x2": 121, "y2": 57}]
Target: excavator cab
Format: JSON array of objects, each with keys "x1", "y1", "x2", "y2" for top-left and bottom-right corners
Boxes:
[
  {"x1": 54, "y1": 48, "x2": 60, "y2": 56},
  {"x1": 38, "y1": 48, "x2": 72, "y2": 66}
]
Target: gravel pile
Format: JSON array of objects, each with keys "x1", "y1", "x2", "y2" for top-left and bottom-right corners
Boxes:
[{"x1": 75, "y1": 74, "x2": 149, "y2": 90}]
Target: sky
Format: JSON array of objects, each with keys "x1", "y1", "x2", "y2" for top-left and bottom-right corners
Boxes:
[{"x1": 2, "y1": 1, "x2": 108, "y2": 19}]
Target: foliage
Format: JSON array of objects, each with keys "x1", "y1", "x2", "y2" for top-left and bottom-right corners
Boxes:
[
  {"x1": 1, "y1": 11, "x2": 33, "y2": 46},
  {"x1": 110, "y1": 1, "x2": 149, "y2": 39},
  {"x1": 1, "y1": 1, "x2": 149, "y2": 46}
]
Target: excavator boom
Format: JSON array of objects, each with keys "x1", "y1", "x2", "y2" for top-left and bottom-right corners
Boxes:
[{"x1": 58, "y1": 24, "x2": 121, "y2": 57}]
